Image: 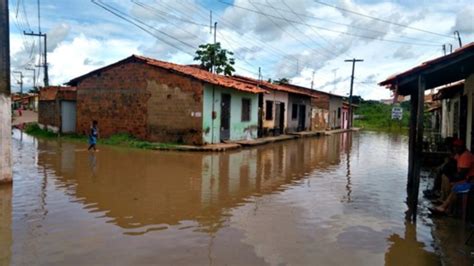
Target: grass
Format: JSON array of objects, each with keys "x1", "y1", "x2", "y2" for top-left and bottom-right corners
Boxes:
[
  {"x1": 353, "y1": 101, "x2": 410, "y2": 132},
  {"x1": 24, "y1": 123, "x2": 177, "y2": 150}
]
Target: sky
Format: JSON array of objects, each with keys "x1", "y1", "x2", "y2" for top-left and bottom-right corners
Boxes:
[{"x1": 8, "y1": 0, "x2": 474, "y2": 99}]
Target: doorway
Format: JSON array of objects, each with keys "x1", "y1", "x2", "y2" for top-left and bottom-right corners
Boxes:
[
  {"x1": 274, "y1": 102, "x2": 285, "y2": 135},
  {"x1": 298, "y1": 105, "x2": 306, "y2": 131},
  {"x1": 220, "y1": 94, "x2": 231, "y2": 141}
]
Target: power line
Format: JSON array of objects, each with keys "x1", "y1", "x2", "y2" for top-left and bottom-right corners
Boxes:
[
  {"x1": 217, "y1": 0, "x2": 442, "y2": 47},
  {"x1": 312, "y1": 0, "x2": 455, "y2": 39}
]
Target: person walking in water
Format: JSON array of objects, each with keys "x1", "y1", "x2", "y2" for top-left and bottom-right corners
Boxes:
[{"x1": 88, "y1": 120, "x2": 99, "y2": 152}]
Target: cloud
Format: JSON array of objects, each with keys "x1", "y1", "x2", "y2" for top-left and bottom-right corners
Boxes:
[
  {"x1": 393, "y1": 45, "x2": 415, "y2": 60},
  {"x1": 47, "y1": 23, "x2": 71, "y2": 52},
  {"x1": 452, "y1": 7, "x2": 474, "y2": 34}
]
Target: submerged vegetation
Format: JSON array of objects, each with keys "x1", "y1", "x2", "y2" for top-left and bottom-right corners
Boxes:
[
  {"x1": 354, "y1": 101, "x2": 410, "y2": 131},
  {"x1": 24, "y1": 123, "x2": 176, "y2": 150}
]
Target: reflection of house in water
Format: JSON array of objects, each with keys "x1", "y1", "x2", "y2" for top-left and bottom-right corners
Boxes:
[{"x1": 37, "y1": 135, "x2": 350, "y2": 234}]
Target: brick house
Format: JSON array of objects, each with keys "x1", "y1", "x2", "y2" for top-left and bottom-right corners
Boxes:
[
  {"x1": 67, "y1": 55, "x2": 265, "y2": 145},
  {"x1": 38, "y1": 86, "x2": 77, "y2": 133}
]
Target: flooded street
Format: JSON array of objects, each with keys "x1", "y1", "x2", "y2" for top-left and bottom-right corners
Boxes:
[{"x1": 1, "y1": 130, "x2": 440, "y2": 265}]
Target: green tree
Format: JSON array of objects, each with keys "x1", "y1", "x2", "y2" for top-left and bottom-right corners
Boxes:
[
  {"x1": 194, "y1": 43, "x2": 235, "y2": 76},
  {"x1": 273, "y1": 78, "x2": 290, "y2": 85}
]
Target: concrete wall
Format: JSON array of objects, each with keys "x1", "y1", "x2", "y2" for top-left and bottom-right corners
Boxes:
[
  {"x1": 0, "y1": 94, "x2": 11, "y2": 184},
  {"x1": 328, "y1": 96, "x2": 343, "y2": 129},
  {"x1": 310, "y1": 96, "x2": 329, "y2": 131},
  {"x1": 262, "y1": 91, "x2": 288, "y2": 133},
  {"x1": 76, "y1": 61, "x2": 204, "y2": 144},
  {"x1": 287, "y1": 94, "x2": 311, "y2": 132},
  {"x1": 464, "y1": 74, "x2": 474, "y2": 150},
  {"x1": 202, "y1": 85, "x2": 259, "y2": 144}
]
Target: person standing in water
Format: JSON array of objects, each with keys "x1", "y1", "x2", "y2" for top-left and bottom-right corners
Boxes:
[{"x1": 88, "y1": 120, "x2": 99, "y2": 152}]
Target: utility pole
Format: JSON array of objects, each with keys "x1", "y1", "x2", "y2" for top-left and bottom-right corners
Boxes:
[
  {"x1": 442, "y1": 44, "x2": 446, "y2": 55},
  {"x1": 0, "y1": 0, "x2": 12, "y2": 184},
  {"x1": 212, "y1": 22, "x2": 217, "y2": 74},
  {"x1": 12, "y1": 71, "x2": 23, "y2": 95},
  {"x1": 25, "y1": 67, "x2": 36, "y2": 89},
  {"x1": 454, "y1": 31, "x2": 462, "y2": 48},
  {"x1": 344, "y1": 58, "x2": 364, "y2": 129},
  {"x1": 310, "y1": 70, "x2": 315, "y2": 89},
  {"x1": 24, "y1": 31, "x2": 48, "y2": 86}
]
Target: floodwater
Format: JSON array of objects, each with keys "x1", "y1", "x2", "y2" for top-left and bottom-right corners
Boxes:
[{"x1": 1, "y1": 130, "x2": 441, "y2": 265}]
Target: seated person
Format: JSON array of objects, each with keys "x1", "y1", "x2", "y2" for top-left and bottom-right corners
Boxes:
[
  {"x1": 424, "y1": 137, "x2": 456, "y2": 199},
  {"x1": 432, "y1": 139, "x2": 474, "y2": 213}
]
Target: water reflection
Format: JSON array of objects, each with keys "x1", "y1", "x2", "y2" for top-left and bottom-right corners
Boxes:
[{"x1": 10, "y1": 130, "x2": 440, "y2": 265}]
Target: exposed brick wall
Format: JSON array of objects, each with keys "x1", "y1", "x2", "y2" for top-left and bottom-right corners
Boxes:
[
  {"x1": 76, "y1": 61, "x2": 203, "y2": 144},
  {"x1": 38, "y1": 101, "x2": 58, "y2": 127},
  {"x1": 311, "y1": 92, "x2": 330, "y2": 110}
]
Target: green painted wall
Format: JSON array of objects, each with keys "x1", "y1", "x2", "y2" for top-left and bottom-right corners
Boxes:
[{"x1": 202, "y1": 85, "x2": 259, "y2": 144}]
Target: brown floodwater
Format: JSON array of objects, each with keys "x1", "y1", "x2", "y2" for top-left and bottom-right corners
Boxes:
[{"x1": 1, "y1": 130, "x2": 441, "y2": 265}]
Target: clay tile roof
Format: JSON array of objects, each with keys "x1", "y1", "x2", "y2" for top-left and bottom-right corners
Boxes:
[
  {"x1": 134, "y1": 55, "x2": 265, "y2": 94},
  {"x1": 433, "y1": 80, "x2": 464, "y2": 100},
  {"x1": 229, "y1": 75, "x2": 316, "y2": 97},
  {"x1": 68, "y1": 55, "x2": 266, "y2": 94}
]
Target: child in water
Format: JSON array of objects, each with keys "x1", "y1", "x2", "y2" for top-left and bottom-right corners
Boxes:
[{"x1": 88, "y1": 120, "x2": 99, "y2": 152}]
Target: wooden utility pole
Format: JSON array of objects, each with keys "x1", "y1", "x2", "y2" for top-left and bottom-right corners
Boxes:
[
  {"x1": 24, "y1": 31, "x2": 48, "y2": 86},
  {"x1": 344, "y1": 58, "x2": 363, "y2": 129},
  {"x1": 0, "y1": 0, "x2": 12, "y2": 184}
]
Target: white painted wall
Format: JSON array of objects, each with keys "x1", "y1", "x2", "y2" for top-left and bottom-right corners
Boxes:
[
  {"x1": 441, "y1": 95, "x2": 461, "y2": 139},
  {"x1": 262, "y1": 91, "x2": 288, "y2": 129},
  {"x1": 0, "y1": 94, "x2": 11, "y2": 184},
  {"x1": 464, "y1": 74, "x2": 474, "y2": 150}
]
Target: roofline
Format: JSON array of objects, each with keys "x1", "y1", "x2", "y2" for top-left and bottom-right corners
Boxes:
[
  {"x1": 280, "y1": 83, "x2": 345, "y2": 98},
  {"x1": 231, "y1": 75, "x2": 314, "y2": 97},
  {"x1": 379, "y1": 42, "x2": 474, "y2": 87}
]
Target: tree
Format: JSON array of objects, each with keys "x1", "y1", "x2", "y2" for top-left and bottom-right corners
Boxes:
[
  {"x1": 28, "y1": 87, "x2": 39, "y2": 94},
  {"x1": 194, "y1": 43, "x2": 235, "y2": 76},
  {"x1": 273, "y1": 78, "x2": 290, "y2": 85}
]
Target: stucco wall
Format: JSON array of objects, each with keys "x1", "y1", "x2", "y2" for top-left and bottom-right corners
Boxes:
[
  {"x1": 441, "y1": 94, "x2": 461, "y2": 138},
  {"x1": 287, "y1": 94, "x2": 311, "y2": 132},
  {"x1": 202, "y1": 85, "x2": 259, "y2": 144},
  {"x1": 0, "y1": 94, "x2": 11, "y2": 184},
  {"x1": 328, "y1": 96, "x2": 343, "y2": 129},
  {"x1": 464, "y1": 74, "x2": 474, "y2": 150},
  {"x1": 262, "y1": 91, "x2": 288, "y2": 132}
]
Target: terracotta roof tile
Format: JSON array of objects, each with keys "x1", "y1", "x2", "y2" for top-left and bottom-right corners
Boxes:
[
  {"x1": 69, "y1": 55, "x2": 266, "y2": 94},
  {"x1": 229, "y1": 75, "x2": 315, "y2": 97}
]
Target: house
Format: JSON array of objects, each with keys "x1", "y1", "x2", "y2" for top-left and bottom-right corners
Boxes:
[
  {"x1": 379, "y1": 41, "x2": 474, "y2": 217},
  {"x1": 229, "y1": 75, "x2": 314, "y2": 136},
  {"x1": 67, "y1": 55, "x2": 265, "y2": 145},
  {"x1": 280, "y1": 84, "x2": 346, "y2": 130},
  {"x1": 38, "y1": 86, "x2": 77, "y2": 133}
]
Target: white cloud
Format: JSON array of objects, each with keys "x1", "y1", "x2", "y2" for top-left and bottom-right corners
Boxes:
[{"x1": 452, "y1": 6, "x2": 474, "y2": 34}]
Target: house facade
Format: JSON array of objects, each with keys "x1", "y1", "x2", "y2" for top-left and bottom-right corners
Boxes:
[{"x1": 67, "y1": 55, "x2": 264, "y2": 145}]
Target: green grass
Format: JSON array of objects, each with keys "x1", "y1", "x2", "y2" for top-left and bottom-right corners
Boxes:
[
  {"x1": 354, "y1": 101, "x2": 410, "y2": 132},
  {"x1": 24, "y1": 123, "x2": 177, "y2": 150}
]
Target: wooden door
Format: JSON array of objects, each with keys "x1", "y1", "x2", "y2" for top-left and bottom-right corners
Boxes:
[{"x1": 220, "y1": 94, "x2": 231, "y2": 141}]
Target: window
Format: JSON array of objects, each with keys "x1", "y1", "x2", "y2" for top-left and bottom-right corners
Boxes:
[
  {"x1": 242, "y1": 98, "x2": 251, "y2": 122},
  {"x1": 265, "y1": 100, "x2": 273, "y2": 120},
  {"x1": 338, "y1": 107, "x2": 341, "y2": 118},
  {"x1": 292, "y1": 104, "x2": 298, "y2": 120}
]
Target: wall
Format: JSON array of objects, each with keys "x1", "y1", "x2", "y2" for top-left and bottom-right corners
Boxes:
[
  {"x1": 328, "y1": 96, "x2": 343, "y2": 129},
  {"x1": 0, "y1": 94, "x2": 11, "y2": 184},
  {"x1": 38, "y1": 101, "x2": 58, "y2": 128},
  {"x1": 310, "y1": 96, "x2": 329, "y2": 131},
  {"x1": 76, "y1": 61, "x2": 203, "y2": 144},
  {"x1": 202, "y1": 85, "x2": 259, "y2": 144},
  {"x1": 262, "y1": 91, "x2": 288, "y2": 134},
  {"x1": 287, "y1": 94, "x2": 311, "y2": 132},
  {"x1": 464, "y1": 74, "x2": 474, "y2": 150}
]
